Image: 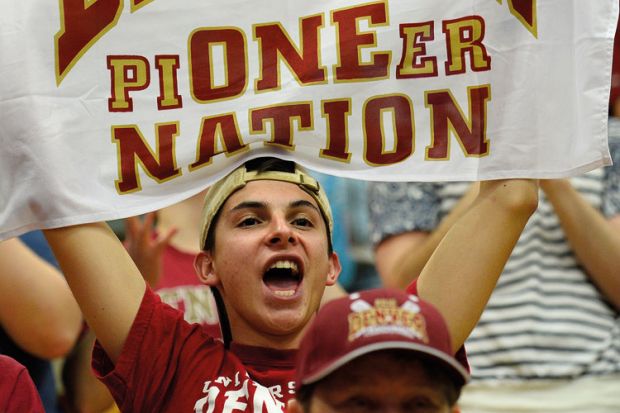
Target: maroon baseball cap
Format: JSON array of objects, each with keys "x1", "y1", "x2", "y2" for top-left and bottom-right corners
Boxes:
[{"x1": 295, "y1": 288, "x2": 470, "y2": 391}]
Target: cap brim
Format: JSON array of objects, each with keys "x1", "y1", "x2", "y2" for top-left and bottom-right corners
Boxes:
[{"x1": 301, "y1": 341, "x2": 470, "y2": 387}]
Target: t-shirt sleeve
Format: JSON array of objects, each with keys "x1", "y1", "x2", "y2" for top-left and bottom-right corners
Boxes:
[
  {"x1": 367, "y1": 182, "x2": 442, "y2": 246},
  {"x1": 92, "y1": 287, "x2": 224, "y2": 412},
  {"x1": 10, "y1": 370, "x2": 45, "y2": 413},
  {"x1": 0, "y1": 357, "x2": 45, "y2": 413},
  {"x1": 405, "y1": 280, "x2": 470, "y2": 373},
  {"x1": 603, "y1": 132, "x2": 620, "y2": 218}
]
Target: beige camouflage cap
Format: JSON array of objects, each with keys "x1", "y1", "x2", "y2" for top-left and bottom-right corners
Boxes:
[{"x1": 199, "y1": 160, "x2": 333, "y2": 250}]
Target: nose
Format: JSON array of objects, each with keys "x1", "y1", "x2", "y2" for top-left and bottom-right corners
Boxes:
[{"x1": 266, "y1": 214, "x2": 297, "y2": 247}]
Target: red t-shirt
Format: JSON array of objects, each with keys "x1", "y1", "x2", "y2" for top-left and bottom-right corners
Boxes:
[
  {"x1": 0, "y1": 355, "x2": 45, "y2": 413},
  {"x1": 92, "y1": 288, "x2": 296, "y2": 412}
]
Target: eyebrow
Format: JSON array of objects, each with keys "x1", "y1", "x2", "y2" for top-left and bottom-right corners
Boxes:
[
  {"x1": 230, "y1": 201, "x2": 265, "y2": 212},
  {"x1": 290, "y1": 199, "x2": 320, "y2": 213},
  {"x1": 229, "y1": 199, "x2": 320, "y2": 213}
]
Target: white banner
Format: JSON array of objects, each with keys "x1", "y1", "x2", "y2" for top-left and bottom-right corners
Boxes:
[{"x1": 0, "y1": 0, "x2": 617, "y2": 239}]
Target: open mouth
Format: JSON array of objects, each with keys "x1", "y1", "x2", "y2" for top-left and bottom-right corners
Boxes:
[{"x1": 263, "y1": 260, "x2": 302, "y2": 298}]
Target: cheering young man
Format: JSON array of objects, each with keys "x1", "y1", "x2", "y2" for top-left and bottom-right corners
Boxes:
[{"x1": 44, "y1": 157, "x2": 537, "y2": 411}]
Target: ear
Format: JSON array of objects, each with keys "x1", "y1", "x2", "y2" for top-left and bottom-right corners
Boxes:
[
  {"x1": 286, "y1": 399, "x2": 305, "y2": 413},
  {"x1": 325, "y1": 251, "x2": 341, "y2": 286},
  {"x1": 194, "y1": 251, "x2": 220, "y2": 286}
]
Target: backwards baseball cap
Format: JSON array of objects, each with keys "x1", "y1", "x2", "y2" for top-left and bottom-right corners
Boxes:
[
  {"x1": 199, "y1": 157, "x2": 333, "y2": 250},
  {"x1": 295, "y1": 288, "x2": 470, "y2": 391}
]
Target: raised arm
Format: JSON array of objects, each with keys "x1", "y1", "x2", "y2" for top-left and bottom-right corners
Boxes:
[
  {"x1": 541, "y1": 179, "x2": 620, "y2": 309},
  {"x1": 0, "y1": 238, "x2": 82, "y2": 359},
  {"x1": 416, "y1": 179, "x2": 538, "y2": 352},
  {"x1": 44, "y1": 222, "x2": 146, "y2": 363}
]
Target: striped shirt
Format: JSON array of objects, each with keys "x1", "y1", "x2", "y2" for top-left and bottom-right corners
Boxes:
[{"x1": 368, "y1": 124, "x2": 620, "y2": 381}]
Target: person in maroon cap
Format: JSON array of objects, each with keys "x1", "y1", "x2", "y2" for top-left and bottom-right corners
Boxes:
[{"x1": 288, "y1": 288, "x2": 468, "y2": 413}]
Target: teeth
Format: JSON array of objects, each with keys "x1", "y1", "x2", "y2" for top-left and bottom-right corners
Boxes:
[
  {"x1": 273, "y1": 290, "x2": 295, "y2": 298},
  {"x1": 268, "y1": 260, "x2": 299, "y2": 274}
]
